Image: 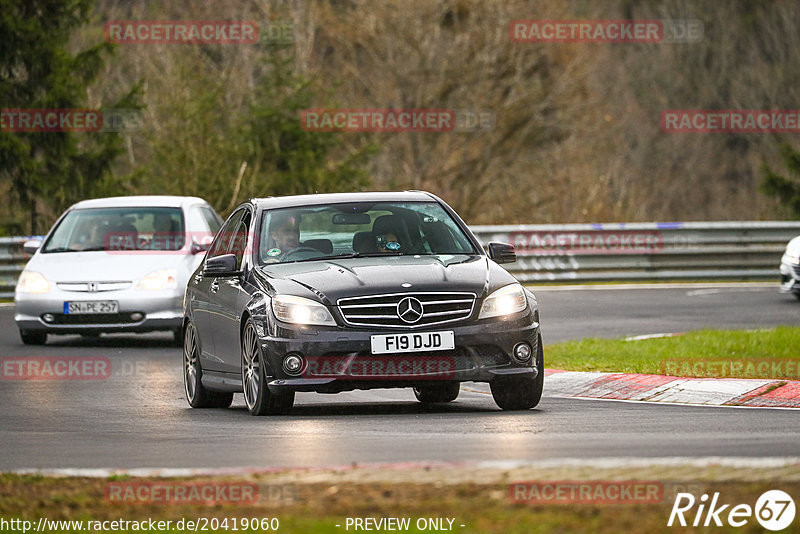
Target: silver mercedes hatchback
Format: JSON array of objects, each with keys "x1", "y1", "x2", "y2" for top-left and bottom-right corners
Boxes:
[{"x1": 14, "y1": 196, "x2": 222, "y2": 345}]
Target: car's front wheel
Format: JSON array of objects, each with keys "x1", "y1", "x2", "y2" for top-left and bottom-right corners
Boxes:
[
  {"x1": 184, "y1": 322, "x2": 233, "y2": 409},
  {"x1": 413, "y1": 382, "x2": 460, "y2": 403},
  {"x1": 241, "y1": 318, "x2": 294, "y2": 415},
  {"x1": 490, "y1": 336, "x2": 544, "y2": 410},
  {"x1": 19, "y1": 330, "x2": 47, "y2": 345}
]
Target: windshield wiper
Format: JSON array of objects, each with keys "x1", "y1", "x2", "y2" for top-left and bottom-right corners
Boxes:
[
  {"x1": 43, "y1": 246, "x2": 110, "y2": 253},
  {"x1": 263, "y1": 251, "x2": 446, "y2": 266},
  {"x1": 267, "y1": 252, "x2": 396, "y2": 265},
  {"x1": 326, "y1": 252, "x2": 406, "y2": 259}
]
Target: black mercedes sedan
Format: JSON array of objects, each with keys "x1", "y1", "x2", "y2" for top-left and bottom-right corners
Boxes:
[{"x1": 182, "y1": 191, "x2": 543, "y2": 415}]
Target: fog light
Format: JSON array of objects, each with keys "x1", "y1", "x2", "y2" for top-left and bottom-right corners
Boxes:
[
  {"x1": 42, "y1": 313, "x2": 54, "y2": 323},
  {"x1": 282, "y1": 353, "x2": 304, "y2": 376},
  {"x1": 513, "y1": 342, "x2": 532, "y2": 363},
  {"x1": 131, "y1": 312, "x2": 144, "y2": 321}
]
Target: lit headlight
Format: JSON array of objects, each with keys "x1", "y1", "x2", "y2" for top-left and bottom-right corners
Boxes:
[
  {"x1": 136, "y1": 269, "x2": 178, "y2": 291},
  {"x1": 479, "y1": 283, "x2": 527, "y2": 319},
  {"x1": 272, "y1": 295, "x2": 336, "y2": 326},
  {"x1": 16, "y1": 271, "x2": 50, "y2": 294},
  {"x1": 783, "y1": 253, "x2": 800, "y2": 265}
]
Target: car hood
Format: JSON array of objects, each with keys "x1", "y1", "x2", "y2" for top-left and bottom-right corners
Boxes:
[
  {"x1": 24, "y1": 251, "x2": 197, "y2": 283},
  {"x1": 256, "y1": 254, "x2": 518, "y2": 304}
]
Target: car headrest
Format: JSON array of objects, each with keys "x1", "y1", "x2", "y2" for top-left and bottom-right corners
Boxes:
[
  {"x1": 372, "y1": 215, "x2": 409, "y2": 241},
  {"x1": 352, "y1": 231, "x2": 375, "y2": 253},
  {"x1": 304, "y1": 238, "x2": 333, "y2": 254}
]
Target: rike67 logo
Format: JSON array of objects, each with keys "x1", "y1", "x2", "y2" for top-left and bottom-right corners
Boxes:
[{"x1": 668, "y1": 490, "x2": 796, "y2": 531}]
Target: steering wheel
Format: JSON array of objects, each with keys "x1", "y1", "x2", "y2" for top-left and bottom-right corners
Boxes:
[{"x1": 281, "y1": 246, "x2": 321, "y2": 258}]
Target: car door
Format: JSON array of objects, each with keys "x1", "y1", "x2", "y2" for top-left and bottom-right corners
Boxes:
[
  {"x1": 193, "y1": 209, "x2": 243, "y2": 371},
  {"x1": 210, "y1": 208, "x2": 253, "y2": 373}
]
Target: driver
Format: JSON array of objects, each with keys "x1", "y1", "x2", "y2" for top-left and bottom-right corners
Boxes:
[
  {"x1": 270, "y1": 213, "x2": 300, "y2": 250},
  {"x1": 264, "y1": 213, "x2": 302, "y2": 262}
]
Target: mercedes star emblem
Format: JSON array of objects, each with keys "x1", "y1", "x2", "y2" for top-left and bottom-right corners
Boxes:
[{"x1": 396, "y1": 296, "x2": 424, "y2": 324}]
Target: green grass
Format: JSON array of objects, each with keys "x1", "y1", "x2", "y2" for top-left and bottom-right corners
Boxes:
[{"x1": 545, "y1": 326, "x2": 800, "y2": 379}]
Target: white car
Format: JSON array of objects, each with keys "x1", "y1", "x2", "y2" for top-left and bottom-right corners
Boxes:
[
  {"x1": 779, "y1": 235, "x2": 800, "y2": 300},
  {"x1": 14, "y1": 196, "x2": 222, "y2": 345}
]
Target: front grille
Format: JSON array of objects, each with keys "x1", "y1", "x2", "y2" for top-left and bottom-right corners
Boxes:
[
  {"x1": 794, "y1": 265, "x2": 800, "y2": 278},
  {"x1": 337, "y1": 292, "x2": 475, "y2": 328},
  {"x1": 471, "y1": 345, "x2": 512, "y2": 366},
  {"x1": 47, "y1": 313, "x2": 142, "y2": 325},
  {"x1": 57, "y1": 281, "x2": 131, "y2": 292}
]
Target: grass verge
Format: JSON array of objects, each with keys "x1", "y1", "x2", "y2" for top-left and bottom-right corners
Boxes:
[{"x1": 545, "y1": 326, "x2": 800, "y2": 379}]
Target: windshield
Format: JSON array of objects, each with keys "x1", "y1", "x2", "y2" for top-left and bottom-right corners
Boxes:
[
  {"x1": 258, "y1": 201, "x2": 477, "y2": 264},
  {"x1": 42, "y1": 207, "x2": 185, "y2": 253}
]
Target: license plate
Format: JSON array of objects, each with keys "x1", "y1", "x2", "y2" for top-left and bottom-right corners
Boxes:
[
  {"x1": 64, "y1": 301, "x2": 119, "y2": 314},
  {"x1": 370, "y1": 331, "x2": 455, "y2": 354}
]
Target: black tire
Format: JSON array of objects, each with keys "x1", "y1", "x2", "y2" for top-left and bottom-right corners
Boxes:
[
  {"x1": 413, "y1": 382, "x2": 460, "y2": 403},
  {"x1": 490, "y1": 335, "x2": 544, "y2": 410},
  {"x1": 183, "y1": 321, "x2": 233, "y2": 409},
  {"x1": 20, "y1": 330, "x2": 47, "y2": 345},
  {"x1": 794, "y1": 293, "x2": 800, "y2": 301},
  {"x1": 241, "y1": 318, "x2": 294, "y2": 415}
]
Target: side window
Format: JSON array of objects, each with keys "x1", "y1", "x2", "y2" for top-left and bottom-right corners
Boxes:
[
  {"x1": 208, "y1": 210, "x2": 244, "y2": 258},
  {"x1": 200, "y1": 206, "x2": 222, "y2": 234},
  {"x1": 186, "y1": 207, "x2": 205, "y2": 232},
  {"x1": 230, "y1": 211, "x2": 252, "y2": 269}
]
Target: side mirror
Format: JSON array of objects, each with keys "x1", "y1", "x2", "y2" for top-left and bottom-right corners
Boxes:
[
  {"x1": 487, "y1": 242, "x2": 516, "y2": 264},
  {"x1": 203, "y1": 254, "x2": 240, "y2": 276},
  {"x1": 23, "y1": 239, "x2": 42, "y2": 256},
  {"x1": 190, "y1": 235, "x2": 213, "y2": 255}
]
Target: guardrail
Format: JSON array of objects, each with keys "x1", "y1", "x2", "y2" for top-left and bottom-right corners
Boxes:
[
  {"x1": 0, "y1": 237, "x2": 29, "y2": 299},
  {"x1": 1, "y1": 222, "x2": 798, "y2": 298},
  {"x1": 471, "y1": 221, "x2": 800, "y2": 282}
]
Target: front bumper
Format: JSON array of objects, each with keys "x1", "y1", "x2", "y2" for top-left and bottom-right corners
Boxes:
[
  {"x1": 257, "y1": 309, "x2": 541, "y2": 394},
  {"x1": 779, "y1": 260, "x2": 800, "y2": 295},
  {"x1": 14, "y1": 289, "x2": 183, "y2": 334}
]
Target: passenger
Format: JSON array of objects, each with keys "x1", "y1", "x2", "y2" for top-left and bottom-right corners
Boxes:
[
  {"x1": 375, "y1": 232, "x2": 402, "y2": 252},
  {"x1": 152, "y1": 213, "x2": 181, "y2": 250}
]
